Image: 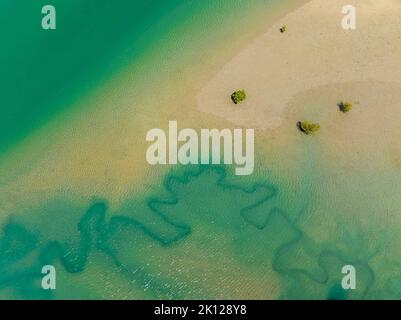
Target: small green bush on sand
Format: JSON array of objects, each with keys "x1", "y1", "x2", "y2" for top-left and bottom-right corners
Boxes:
[
  {"x1": 298, "y1": 121, "x2": 320, "y2": 135},
  {"x1": 338, "y1": 101, "x2": 353, "y2": 113},
  {"x1": 231, "y1": 90, "x2": 247, "y2": 104}
]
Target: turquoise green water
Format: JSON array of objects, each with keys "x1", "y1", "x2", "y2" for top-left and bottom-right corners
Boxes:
[
  {"x1": 2, "y1": 0, "x2": 401, "y2": 300},
  {"x1": 0, "y1": 0, "x2": 202, "y2": 153},
  {"x1": 1, "y1": 0, "x2": 291, "y2": 300},
  {"x1": 0, "y1": 0, "x2": 283, "y2": 155},
  {"x1": 0, "y1": 162, "x2": 397, "y2": 299}
]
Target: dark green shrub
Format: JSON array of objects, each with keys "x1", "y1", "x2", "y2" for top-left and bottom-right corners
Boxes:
[
  {"x1": 338, "y1": 101, "x2": 352, "y2": 113},
  {"x1": 231, "y1": 90, "x2": 247, "y2": 104},
  {"x1": 298, "y1": 121, "x2": 320, "y2": 135}
]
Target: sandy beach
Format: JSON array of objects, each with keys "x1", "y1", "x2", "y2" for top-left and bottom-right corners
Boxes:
[{"x1": 197, "y1": 0, "x2": 401, "y2": 130}]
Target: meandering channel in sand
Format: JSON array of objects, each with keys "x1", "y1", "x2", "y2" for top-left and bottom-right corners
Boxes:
[{"x1": 197, "y1": 0, "x2": 401, "y2": 130}]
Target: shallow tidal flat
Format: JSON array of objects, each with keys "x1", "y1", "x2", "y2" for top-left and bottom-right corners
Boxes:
[
  {"x1": 197, "y1": 0, "x2": 401, "y2": 298},
  {"x1": 1, "y1": 0, "x2": 401, "y2": 299},
  {"x1": 0, "y1": 0, "x2": 310, "y2": 299},
  {"x1": 197, "y1": 0, "x2": 401, "y2": 130},
  {"x1": 197, "y1": 0, "x2": 401, "y2": 258}
]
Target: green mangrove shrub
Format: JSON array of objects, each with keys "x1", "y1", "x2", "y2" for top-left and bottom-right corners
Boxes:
[
  {"x1": 338, "y1": 101, "x2": 353, "y2": 113},
  {"x1": 298, "y1": 121, "x2": 320, "y2": 135},
  {"x1": 231, "y1": 90, "x2": 247, "y2": 104}
]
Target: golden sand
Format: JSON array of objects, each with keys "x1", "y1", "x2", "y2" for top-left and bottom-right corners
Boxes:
[{"x1": 197, "y1": 0, "x2": 401, "y2": 130}]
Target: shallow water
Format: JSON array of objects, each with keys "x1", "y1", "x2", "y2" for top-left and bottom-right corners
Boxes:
[{"x1": 1, "y1": 0, "x2": 401, "y2": 300}]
